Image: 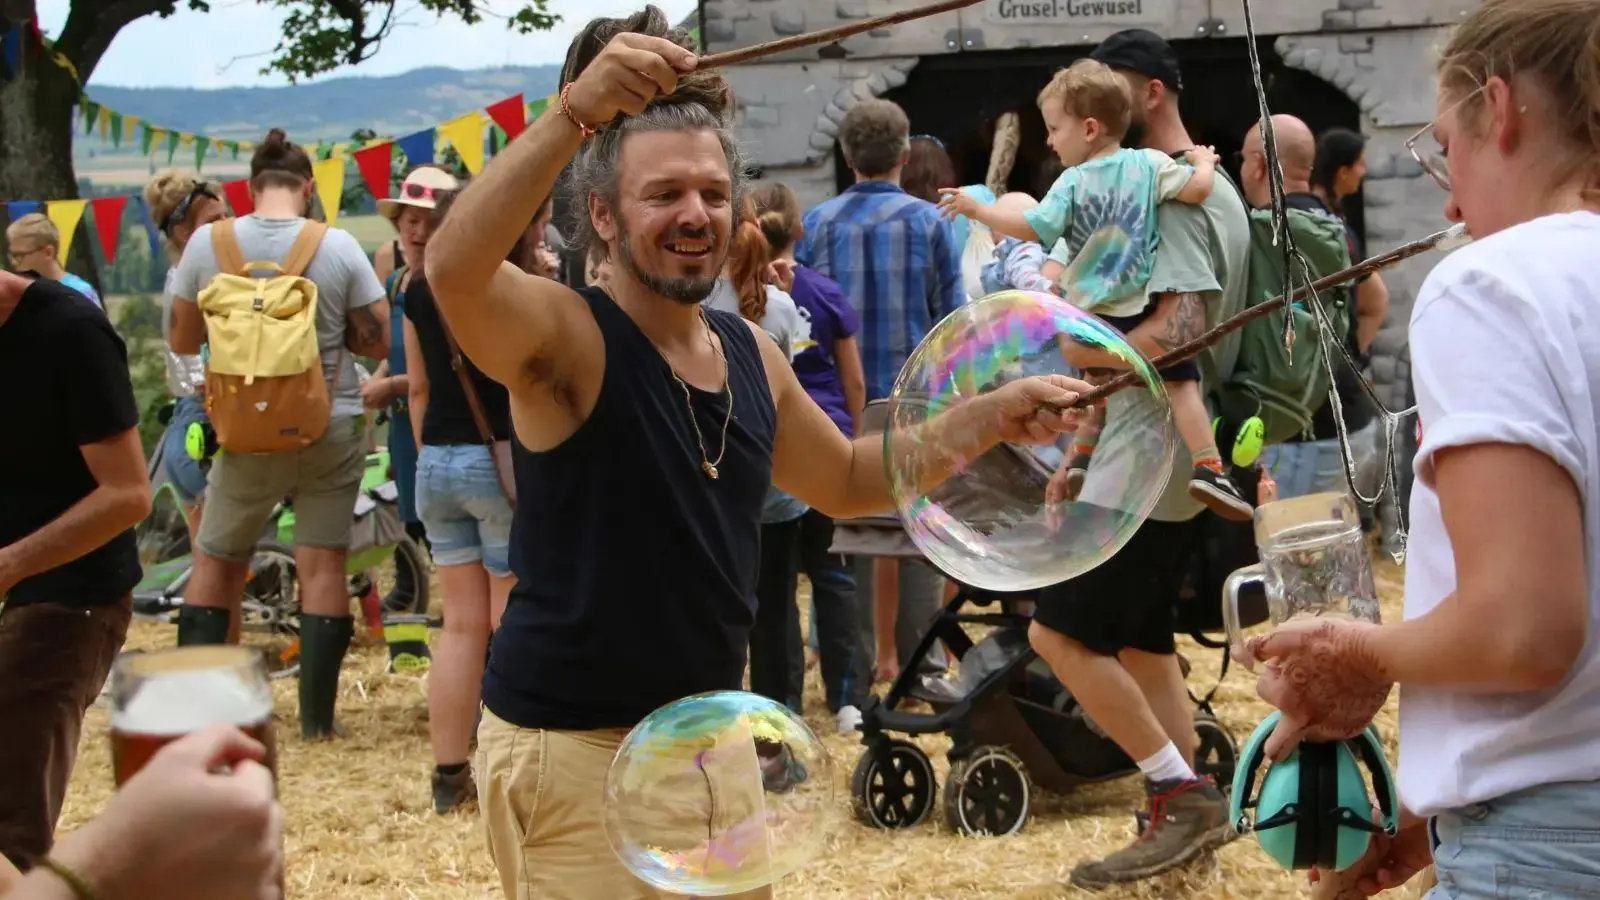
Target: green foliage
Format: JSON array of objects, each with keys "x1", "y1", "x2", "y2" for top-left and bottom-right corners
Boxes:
[
  {"x1": 113, "y1": 294, "x2": 173, "y2": 455},
  {"x1": 259, "y1": 0, "x2": 561, "y2": 84}
]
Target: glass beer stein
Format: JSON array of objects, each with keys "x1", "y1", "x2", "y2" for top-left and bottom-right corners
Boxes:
[
  {"x1": 109, "y1": 645, "x2": 277, "y2": 786},
  {"x1": 1222, "y1": 491, "x2": 1380, "y2": 668}
]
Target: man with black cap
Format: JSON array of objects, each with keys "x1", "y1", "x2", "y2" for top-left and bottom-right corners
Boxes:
[{"x1": 1030, "y1": 27, "x2": 1253, "y2": 890}]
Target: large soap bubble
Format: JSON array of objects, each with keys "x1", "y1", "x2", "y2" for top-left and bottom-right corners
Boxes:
[
  {"x1": 884, "y1": 289, "x2": 1177, "y2": 592},
  {"x1": 604, "y1": 691, "x2": 835, "y2": 896}
]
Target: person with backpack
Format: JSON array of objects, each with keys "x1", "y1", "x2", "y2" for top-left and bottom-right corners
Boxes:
[
  {"x1": 165, "y1": 128, "x2": 392, "y2": 740},
  {"x1": 1240, "y1": 116, "x2": 1379, "y2": 501}
]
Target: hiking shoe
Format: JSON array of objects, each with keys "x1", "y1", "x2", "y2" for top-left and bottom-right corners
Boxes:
[
  {"x1": 1069, "y1": 777, "x2": 1233, "y2": 891},
  {"x1": 1188, "y1": 466, "x2": 1253, "y2": 521},
  {"x1": 1060, "y1": 454, "x2": 1092, "y2": 502},
  {"x1": 432, "y1": 766, "x2": 477, "y2": 815}
]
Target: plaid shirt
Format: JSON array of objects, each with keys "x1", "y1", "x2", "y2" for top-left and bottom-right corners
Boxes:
[{"x1": 796, "y1": 181, "x2": 965, "y2": 401}]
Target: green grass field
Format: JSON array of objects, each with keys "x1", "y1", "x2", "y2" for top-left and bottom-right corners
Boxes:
[{"x1": 336, "y1": 214, "x2": 395, "y2": 252}]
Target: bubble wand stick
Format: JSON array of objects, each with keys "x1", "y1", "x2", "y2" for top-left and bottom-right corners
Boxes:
[
  {"x1": 1042, "y1": 223, "x2": 1470, "y2": 413},
  {"x1": 696, "y1": 0, "x2": 983, "y2": 68}
]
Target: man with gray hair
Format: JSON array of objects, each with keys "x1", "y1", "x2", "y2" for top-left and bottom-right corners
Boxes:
[{"x1": 423, "y1": 8, "x2": 1088, "y2": 897}]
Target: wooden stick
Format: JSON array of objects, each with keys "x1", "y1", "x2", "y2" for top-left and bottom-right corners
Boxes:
[
  {"x1": 697, "y1": 0, "x2": 982, "y2": 68},
  {"x1": 1042, "y1": 225, "x2": 1465, "y2": 412}
]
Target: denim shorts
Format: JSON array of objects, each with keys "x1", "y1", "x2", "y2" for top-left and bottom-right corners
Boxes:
[
  {"x1": 1428, "y1": 780, "x2": 1600, "y2": 898},
  {"x1": 1259, "y1": 419, "x2": 1382, "y2": 500},
  {"x1": 415, "y1": 443, "x2": 513, "y2": 575},
  {"x1": 160, "y1": 395, "x2": 210, "y2": 504}
]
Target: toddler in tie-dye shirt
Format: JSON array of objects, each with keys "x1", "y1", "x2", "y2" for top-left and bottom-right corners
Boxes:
[{"x1": 937, "y1": 57, "x2": 1252, "y2": 520}]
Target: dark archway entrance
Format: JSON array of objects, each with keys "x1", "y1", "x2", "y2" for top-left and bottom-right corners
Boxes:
[{"x1": 843, "y1": 36, "x2": 1366, "y2": 235}]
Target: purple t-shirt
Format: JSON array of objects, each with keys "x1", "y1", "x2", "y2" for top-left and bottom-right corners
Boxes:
[{"x1": 789, "y1": 265, "x2": 859, "y2": 437}]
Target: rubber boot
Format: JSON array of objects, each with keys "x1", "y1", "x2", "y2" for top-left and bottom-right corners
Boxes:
[
  {"x1": 297, "y1": 613, "x2": 353, "y2": 740},
  {"x1": 176, "y1": 605, "x2": 231, "y2": 646}
]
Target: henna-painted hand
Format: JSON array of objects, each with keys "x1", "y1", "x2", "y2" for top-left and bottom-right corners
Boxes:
[
  {"x1": 1244, "y1": 616, "x2": 1394, "y2": 761},
  {"x1": 1308, "y1": 810, "x2": 1431, "y2": 898}
]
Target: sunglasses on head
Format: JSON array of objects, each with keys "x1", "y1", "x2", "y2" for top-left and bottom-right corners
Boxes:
[
  {"x1": 402, "y1": 182, "x2": 440, "y2": 202},
  {"x1": 161, "y1": 183, "x2": 219, "y2": 235}
]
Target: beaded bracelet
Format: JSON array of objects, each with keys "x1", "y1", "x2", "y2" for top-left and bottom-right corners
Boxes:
[
  {"x1": 38, "y1": 857, "x2": 97, "y2": 900},
  {"x1": 558, "y1": 83, "x2": 597, "y2": 140}
]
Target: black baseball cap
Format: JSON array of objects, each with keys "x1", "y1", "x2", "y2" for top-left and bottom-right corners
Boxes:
[{"x1": 1090, "y1": 29, "x2": 1184, "y2": 94}]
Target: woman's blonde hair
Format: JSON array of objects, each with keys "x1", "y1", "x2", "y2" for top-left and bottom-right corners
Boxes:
[
  {"x1": 143, "y1": 168, "x2": 204, "y2": 260},
  {"x1": 1437, "y1": 0, "x2": 1600, "y2": 196}
]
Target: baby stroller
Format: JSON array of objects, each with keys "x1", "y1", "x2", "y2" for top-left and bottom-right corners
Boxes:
[{"x1": 833, "y1": 405, "x2": 1254, "y2": 838}]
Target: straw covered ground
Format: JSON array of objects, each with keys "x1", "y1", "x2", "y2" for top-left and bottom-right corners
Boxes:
[{"x1": 59, "y1": 554, "x2": 1427, "y2": 899}]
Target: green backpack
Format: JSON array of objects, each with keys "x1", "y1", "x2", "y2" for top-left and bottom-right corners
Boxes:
[{"x1": 1215, "y1": 204, "x2": 1354, "y2": 446}]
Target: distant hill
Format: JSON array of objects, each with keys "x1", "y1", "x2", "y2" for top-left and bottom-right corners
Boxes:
[{"x1": 77, "y1": 64, "x2": 562, "y2": 185}]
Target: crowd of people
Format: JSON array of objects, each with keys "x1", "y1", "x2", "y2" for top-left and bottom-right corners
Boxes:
[{"x1": 0, "y1": 0, "x2": 1596, "y2": 897}]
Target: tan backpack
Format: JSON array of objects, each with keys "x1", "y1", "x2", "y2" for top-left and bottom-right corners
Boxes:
[{"x1": 198, "y1": 219, "x2": 333, "y2": 454}]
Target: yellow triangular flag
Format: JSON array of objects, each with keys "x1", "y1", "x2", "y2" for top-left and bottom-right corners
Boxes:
[
  {"x1": 95, "y1": 106, "x2": 111, "y2": 141},
  {"x1": 311, "y1": 156, "x2": 346, "y2": 226},
  {"x1": 149, "y1": 127, "x2": 167, "y2": 149},
  {"x1": 438, "y1": 111, "x2": 484, "y2": 174},
  {"x1": 332, "y1": 143, "x2": 348, "y2": 158},
  {"x1": 45, "y1": 200, "x2": 88, "y2": 265},
  {"x1": 123, "y1": 116, "x2": 140, "y2": 145},
  {"x1": 179, "y1": 132, "x2": 194, "y2": 147},
  {"x1": 212, "y1": 137, "x2": 228, "y2": 152}
]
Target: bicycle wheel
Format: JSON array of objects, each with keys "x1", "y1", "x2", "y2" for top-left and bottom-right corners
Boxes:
[{"x1": 240, "y1": 541, "x2": 302, "y2": 680}]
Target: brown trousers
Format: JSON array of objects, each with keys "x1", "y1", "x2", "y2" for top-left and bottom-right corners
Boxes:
[{"x1": 0, "y1": 596, "x2": 132, "y2": 870}]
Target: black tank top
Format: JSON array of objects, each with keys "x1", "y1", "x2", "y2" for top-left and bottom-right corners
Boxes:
[{"x1": 482, "y1": 287, "x2": 777, "y2": 730}]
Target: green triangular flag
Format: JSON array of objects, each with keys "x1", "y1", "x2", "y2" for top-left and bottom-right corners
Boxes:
[
  {"x1": 165, "y1": 130, "x2": 180, "y2": 163},
  {"x1": 194, "y1": 137, "x2": 207, "y2": 171},
  {"x1": 81, "y1": 100, "x2": 98, "y2": 135},
  {"x1": 315, "y1": 141, "x2": 332, "y2": 161},
  {"x1": 528, "y1": 97, "x2": 549, "y2": 118},
  {"x1": 108, "y1": 111, "x2": 123, "y2": 149},
  {"x1": 141, "y1": 124, "x2": 155, "y2": 156}
]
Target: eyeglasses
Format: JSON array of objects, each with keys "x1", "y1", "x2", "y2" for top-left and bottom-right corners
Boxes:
[
  {"x1": 1405, "y1": 83, "x2": 1487, "y2": 193},
  {"x1": 7, "y1": 245, "x2": 44, "y2": 267},
  {"x1": 160, "y1": 183, "x2": 219, "y2": 235},
  {"x1": 402, "y1": 182, "x2": 439, "y2": 202}
]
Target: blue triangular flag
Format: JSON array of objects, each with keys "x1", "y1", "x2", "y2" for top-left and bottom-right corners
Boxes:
[
  {"x1": 394, "y1": 128, "x2": 435, "y2": 167},
  {"x1": 0, "y1": 27, "x2": 20, "y2": 80},
  {"x1": 132, "y1": 196, "x2": 160, "y2": 257},
  {"x1": 5, "y1": 199, "x2": 41, "y2": 221}
]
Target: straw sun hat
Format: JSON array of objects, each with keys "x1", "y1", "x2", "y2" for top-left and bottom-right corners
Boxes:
[{"x1": 376, "y1": 167, "x2": 460, "y2": 220}]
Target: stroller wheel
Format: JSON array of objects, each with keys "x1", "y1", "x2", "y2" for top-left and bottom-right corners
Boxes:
[
  {"x1": 850, "y1": 740, "x2": 936, "y2": 830},
  {"x1": 1193, "y1": 714, "x2": 1239, "y2": 790},
  {"x1": 941, "y1": 746, "x2": 1031, "y2": 837}
]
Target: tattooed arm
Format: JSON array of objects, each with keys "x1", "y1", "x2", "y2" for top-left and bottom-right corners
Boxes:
[
  {"x1": 1059, "y1": 291, "x2": 1209, "y2": 370},
  {"x1": 345, "y1": 300, "x2": 391, "y2": 360}
]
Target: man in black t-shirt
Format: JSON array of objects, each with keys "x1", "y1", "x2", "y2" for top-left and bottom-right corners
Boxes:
[
  {"x1": 1240, "y1": 116, "x2": 1390, "y2": 504},
  {"x1": 0, "y1": 271, "x2": 151, "y2": 870}
]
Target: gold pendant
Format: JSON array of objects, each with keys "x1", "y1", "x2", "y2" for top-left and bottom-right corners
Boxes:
[{"x1": 702, "y1": 461, "x2": 719, "y2": 480}]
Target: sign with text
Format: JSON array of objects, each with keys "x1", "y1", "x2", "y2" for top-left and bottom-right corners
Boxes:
[{"x1": 982, "y1": 0, "x2": 1165, "y2": 26}]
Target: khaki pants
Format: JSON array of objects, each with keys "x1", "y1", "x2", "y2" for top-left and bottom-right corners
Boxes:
[{"x1": 477, "y1": 708, "x2": 776, "y2": 900}]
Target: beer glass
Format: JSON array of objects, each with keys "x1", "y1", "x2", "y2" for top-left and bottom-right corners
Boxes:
[
  {"x1": 109, "y1": 645, "x2": 277, "y2": 786},
  {"x1": 1222, "y1": 491, "x2": 1380, "y2": 669}
]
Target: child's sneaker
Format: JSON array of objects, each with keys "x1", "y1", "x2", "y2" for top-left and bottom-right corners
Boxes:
[
  {"x1": 1060, "y1": 453, "x2": 1092, "y2": 501},
  {"x1": 1189, "y1": 466, "x2": 1253, "y2": 521}
]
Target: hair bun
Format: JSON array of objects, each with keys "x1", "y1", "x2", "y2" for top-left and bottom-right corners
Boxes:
[
  {"x1": 561, "y1": 4, "x2": 731, "y2": 127},
  {"x1": 262, "y1": 127, "x2": 289, "y2": 149}
]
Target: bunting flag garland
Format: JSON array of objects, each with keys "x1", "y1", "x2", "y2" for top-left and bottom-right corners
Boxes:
[
  {"x1": 310, "y1": 157, "x2": 346, "y2": 226},
  {"x1": 486, "y1": 94, "x2": 527, "y2": 142},
  {"x1": 393, "y1": 129, "x2": 435, "y2": 168},
  {"x1": 5, "y1": 200, "x2": 41, "y2": 221},
  {"x1": 90, "y1": 196, "x2": 129, "y2": 264},
  {"x1": 220, "y1": 180, "x2": 254, "y2": 217},
  {"x1": 45, "y1": 199, "x2": 88, "y2": 264}
]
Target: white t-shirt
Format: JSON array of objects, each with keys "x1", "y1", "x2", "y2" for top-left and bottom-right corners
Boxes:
[
  {"x1": 1398, "y1": 211, "x2": 1600, "y2": 816},
  {"x1": 702, "y1": 280, "x2": 808, "y2": 363}
]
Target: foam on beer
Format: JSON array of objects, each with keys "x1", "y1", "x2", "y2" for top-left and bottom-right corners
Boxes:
[{"x1": 113, "y1": 669, "x2": 273, "y2": 736}]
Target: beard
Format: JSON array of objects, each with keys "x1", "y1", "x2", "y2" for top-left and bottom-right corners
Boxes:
[
  {"x1": 1124, "y1": 116, "x2": 1148, "y2": 150},
  {"x1": 616, "y1": 220, "x2": 724, "y2": 306}
]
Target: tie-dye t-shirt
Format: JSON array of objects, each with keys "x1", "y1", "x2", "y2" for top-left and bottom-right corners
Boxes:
[{"x1": 1022, "y1": 147, "x2": 1193, "y2": 317}]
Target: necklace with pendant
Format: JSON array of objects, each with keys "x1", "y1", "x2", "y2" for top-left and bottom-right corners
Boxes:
[{"x1": 665, "y1": 309, "x2": 733, "y2": 480}]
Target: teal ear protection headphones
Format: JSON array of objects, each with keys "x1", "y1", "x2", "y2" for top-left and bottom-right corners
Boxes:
[{"x1": 1229, "y1": 711, "x2": 1400, "y2": 872}]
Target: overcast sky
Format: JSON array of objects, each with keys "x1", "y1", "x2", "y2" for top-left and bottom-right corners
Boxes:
[{"x1": 35, "y1": 0, "x2": 699, "y2": 89}]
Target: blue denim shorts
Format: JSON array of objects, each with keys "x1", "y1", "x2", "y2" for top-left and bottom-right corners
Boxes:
[
  {"x1": 160, "y1": 395, "x2": 210, "y2": 504},
  {"x1": 415, "y1": 443, "x2": 513, "y2": 575},
  {"x1": 1428, "y1": 780, "x2": 1600, "y2": 898}
]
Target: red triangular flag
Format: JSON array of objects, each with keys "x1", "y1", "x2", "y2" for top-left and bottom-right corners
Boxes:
[
  {"x1": 90, "y1": 195, "x2": 128, "y2": 264},
  {"x1": 354, "y1": 143, "x2": 394, "y2": 200},
  {"x1": 486, "y1": 94, "x2": 527, "y2": 143},
  {"x1": 221, "y1": 179, "x2": 254, "y2": 216}
]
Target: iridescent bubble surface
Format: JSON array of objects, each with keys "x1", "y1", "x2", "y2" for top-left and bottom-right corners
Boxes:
[
  {"x1": 604, "y1": 691, "x2": 835, "y2": 896},
  {"x1": 884, "y1": 289, "x2": 1177, "y2": 592}
]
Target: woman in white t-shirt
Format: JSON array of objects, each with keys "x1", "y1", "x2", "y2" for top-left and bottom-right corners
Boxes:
[{"x1": 1243, "y1": 0, "x2": 1600, "y2": 895}]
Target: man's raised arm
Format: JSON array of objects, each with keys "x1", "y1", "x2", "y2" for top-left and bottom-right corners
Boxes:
[{"x1": 425, "y1": 33, "x2": 697, "y2": 387}]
